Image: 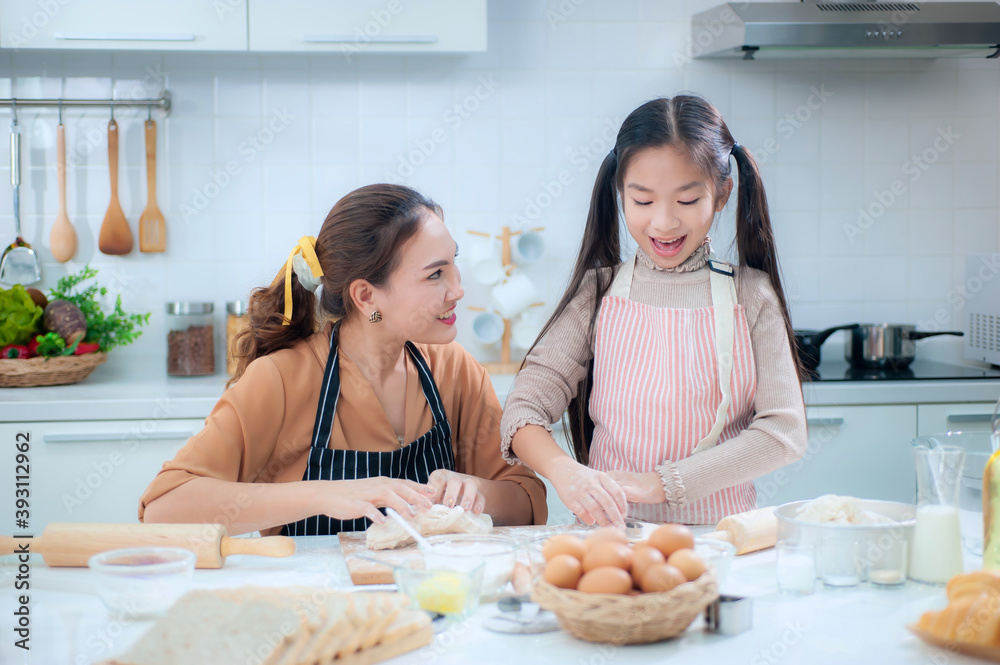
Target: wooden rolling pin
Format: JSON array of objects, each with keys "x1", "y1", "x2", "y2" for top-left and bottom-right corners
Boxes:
[
  {"x1": 701, "y1": 506, "x2": 778, "y2": 555},
  {"x1": 0, "y1": 523, "x2": 295, "y2": 569}
]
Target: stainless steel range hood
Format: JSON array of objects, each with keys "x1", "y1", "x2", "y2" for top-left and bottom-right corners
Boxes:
[{"x1": 691, "y1": 1, "x2": 1000, "y2": 59}]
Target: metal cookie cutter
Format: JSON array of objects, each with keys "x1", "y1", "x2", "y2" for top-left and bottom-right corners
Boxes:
[{"x1": 705, "y1": 595, "x2": 753, "y2": 635}]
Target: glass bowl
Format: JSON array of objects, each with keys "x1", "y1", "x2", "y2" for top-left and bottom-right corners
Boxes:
[
  {"x1": 393, "y1": 559, "x2": 484, "y2": 619},
  {"x1": 88, "y1": 547, "x2": 196, "y2": 619},
  {"x1": 694, "y1": 537, "x2": 736, "y2": 585},
  {"x1": 421, "y1": 534, "x2": 517, "y2": 602}
]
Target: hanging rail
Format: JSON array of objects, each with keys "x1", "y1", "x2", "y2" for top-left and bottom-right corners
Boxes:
[{"x1": 0, "y1": 91, "x2": 171, "y2": 115}]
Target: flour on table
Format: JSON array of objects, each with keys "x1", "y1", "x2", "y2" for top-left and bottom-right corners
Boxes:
[{"x1": 365, "y1": 505, "x2": 493, "y2": 550}]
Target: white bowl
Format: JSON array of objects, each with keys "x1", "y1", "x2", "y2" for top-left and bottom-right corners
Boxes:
[{"x1": 88, "y1": 547, "x2": 196, "y2": 619}]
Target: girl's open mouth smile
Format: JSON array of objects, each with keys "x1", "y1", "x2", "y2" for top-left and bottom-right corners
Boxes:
[{"x1": 650, "y1": 235, "x2": 686, "y2": 257}]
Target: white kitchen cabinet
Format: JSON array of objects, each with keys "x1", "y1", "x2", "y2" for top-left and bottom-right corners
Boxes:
[
  {"x1": 248, "y1": 0, "x2": 486, "y2": 53},
  {"x1": 0, "y1": 0, "x2": 248, "y2": 51},
  {"x1": 755, "y1": 405, "x2": 918, "y2": 507},
  {"x1": 917, "y1": 402, "x2": 998, "y2": 436},
  {"x1": 0, "y1": 420, "x2": 199, "y2": 533}
]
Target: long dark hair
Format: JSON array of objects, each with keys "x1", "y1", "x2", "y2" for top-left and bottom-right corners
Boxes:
[
  {"x1": 528, "y1": 96, "x2": 801, "y2": 464},
  {"x1": 228, "y1": 184, "x2": 442, "y2": 387}
]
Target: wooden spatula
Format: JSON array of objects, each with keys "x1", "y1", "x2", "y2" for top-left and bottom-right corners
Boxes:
[
  {"x1": 0, "y1": 522, "x2": 296, "y2": 569},
  {"x1": 139, "y1": 119, "x2": 165, "y2": 253},
  {"x1": 49, "y1": 122, "x2": 77, "y2": 263},
  {"x1": 98, "y1": 119, "x2": 133, "y2": 255}
]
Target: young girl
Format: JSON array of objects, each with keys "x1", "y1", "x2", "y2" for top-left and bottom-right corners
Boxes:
[
  {"x1": 141, "y1": 184, "x2": 546, "y2": 535},
  {"x1": 502, "y1": 96, "x2": 807, "y2": 528}
]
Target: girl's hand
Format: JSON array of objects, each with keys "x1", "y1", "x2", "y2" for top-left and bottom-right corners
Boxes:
[
  {"x1": 547, "y1": 457, "x2": 627, "y2": 528},
  {"x1": 427, "y1": 469, "x2": 487, "y2": 514},
  {"x1": 606, "y1": 471, "x2": 666, "y2": 504},
  {"x1": 316, "y1": 477, "x2": 435, "y2": 524}
]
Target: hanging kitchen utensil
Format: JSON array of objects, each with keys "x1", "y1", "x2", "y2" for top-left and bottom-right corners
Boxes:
[
  {"x1": 793, "y1": 324, "x2": 859, "y2": 371},
  {"x1": 49, "y1": 108, "x2": 77, "y2": 263},
  {"x1": 845, "y1": 323, "x2": 964, "y2": 369},
  {"x1": 139, "y1": 117, "x2": 165, "y2": 253},
  {"x1": 0, "y1": 112, "x2": 42, "y2": 285},
  {"x1": 98, "y1": 116, "x2": 133, "y2": 255}
]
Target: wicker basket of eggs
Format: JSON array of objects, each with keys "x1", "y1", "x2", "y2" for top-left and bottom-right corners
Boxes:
[{"x1": 531, "y1": 524, "x2": 718, "y2": 644}]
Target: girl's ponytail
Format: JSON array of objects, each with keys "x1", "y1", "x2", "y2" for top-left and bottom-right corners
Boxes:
[
  {"x1": 228, "y1": 273, "x2": 317, "y2": 387},
  {"x1": 730, "y1": 144, "x2": 803, "y2": 379},
  {"x1": 524, "y1": 150, "x2": 622, "y2": 464}
]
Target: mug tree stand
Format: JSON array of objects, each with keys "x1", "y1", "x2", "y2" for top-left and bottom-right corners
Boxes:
[{"x1": 468, "y1": 226, "x2": 543, "y2": 376}]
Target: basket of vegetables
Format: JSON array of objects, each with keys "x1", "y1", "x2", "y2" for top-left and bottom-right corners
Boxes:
[{"x1": 0, "y1": 267, "x2": 150, "y2": 388}]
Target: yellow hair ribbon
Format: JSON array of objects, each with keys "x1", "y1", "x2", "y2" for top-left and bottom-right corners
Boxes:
[{"x1": 270, "y1": 236, "x2": 324, "y2": 325}]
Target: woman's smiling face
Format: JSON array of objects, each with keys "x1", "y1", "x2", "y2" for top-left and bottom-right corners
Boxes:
[
  {"x1": 375, "y1": 211, "x2": 465, "y2": 345},
  {"x1": 621, "y1": 144, "x2": 732, "y2": 269}
]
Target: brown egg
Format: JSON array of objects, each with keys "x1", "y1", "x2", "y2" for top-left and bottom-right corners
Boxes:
[
  {"x1": 542, "y1": 534, "x2": 586, "y2": 562},
  {"x1": 582, "y1": 541, "x2": 633, "y2": 572},
  {"x1": 544, "y1": 554, "x2": 583, "y2": 589},
  {"x1": 578, "y1": 566, "x2": 633, "y2": 594},
  {"x1": 649, "y1": 524, "x2": 695, "y2": 558},
  {"x1": 630, "y1": 544, "x2": 666, "y2": 586},
  {"x1": 667, "y1": 548, "x2": 707, "y2": 582},
  {"x1": 641, "y1": 563, "x2": 687, "y2": 593},
  {"x1": 584, "y1": 527, "x2": 629, "y2": 549}
]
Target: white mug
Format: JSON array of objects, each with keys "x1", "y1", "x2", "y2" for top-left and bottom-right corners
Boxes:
[
  {"x1": 468, "y1": 236, "x2": 504, "y2": 286},
  {"x1": 511, "y1": 310, "x2": 542, "y2": 350},
  {"x1": 490, "y1": 273, "x2": 538, "y2": 320},
  {"x1": 513, "y1": 231, "x2": 545, "y2": 264},
  {"x1": 471, "y1": 310, "x2": 505, "y2": 346}
]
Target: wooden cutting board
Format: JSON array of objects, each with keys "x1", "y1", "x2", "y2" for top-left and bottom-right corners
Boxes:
[{"x1": 340, "y1": 525, "x2": 563, "y2": 585}]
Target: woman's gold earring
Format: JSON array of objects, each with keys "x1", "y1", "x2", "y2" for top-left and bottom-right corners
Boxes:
[{"x1": 369, "y1": 309, "x2": 382, "y2": 324}]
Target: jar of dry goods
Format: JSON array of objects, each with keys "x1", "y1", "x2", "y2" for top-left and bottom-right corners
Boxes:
[
  {"x1": 166, "y1": 302, "x2": 215, "y2": 376},
  {"x1": 226, "y1": 300, "x2": 249, "y2": 375}
]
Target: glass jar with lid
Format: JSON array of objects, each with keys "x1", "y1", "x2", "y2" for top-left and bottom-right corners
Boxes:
[
  {"x1": 166, "y1": 302, "x2": 215, "y2": 376},
  {"x1": 226, "y1": 300, "x2": 249, "y2": 375}
]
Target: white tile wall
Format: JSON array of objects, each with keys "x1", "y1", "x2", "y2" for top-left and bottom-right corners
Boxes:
[{"x1": 0, "y1": 0, "x2": 998, "y2": 369}]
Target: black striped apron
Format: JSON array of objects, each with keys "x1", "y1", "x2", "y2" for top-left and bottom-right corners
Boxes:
[{"x1": 282, "y1": 328, "x2": 454, "y2": 536}]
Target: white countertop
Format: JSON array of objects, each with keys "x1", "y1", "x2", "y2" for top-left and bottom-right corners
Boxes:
[
  {"x1": 2, "y1": 355, "x2": 999, "y2": 423},
  {"x1": 0, "y1": 529, "x2": 987, "y2": 665}
]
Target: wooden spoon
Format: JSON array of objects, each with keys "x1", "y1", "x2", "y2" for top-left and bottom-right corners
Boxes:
[
  {"x1": 98, "y1": 119, "x2": 133, "y2": 255},
  {"x1": 49, "y1": 123, "x2": 77, "y2": 263},
  {"x1": 139, "y1": 119, "x2": 165, "y2": 253}
]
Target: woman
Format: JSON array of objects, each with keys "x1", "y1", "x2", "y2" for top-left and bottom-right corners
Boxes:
[{"x1": 141, "y1": 184, "x2": 546, "y2": 536}]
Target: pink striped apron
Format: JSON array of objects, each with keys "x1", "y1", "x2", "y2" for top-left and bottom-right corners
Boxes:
[{"x1": 588, "y1": 252, "x2": 757, "y2": 525}]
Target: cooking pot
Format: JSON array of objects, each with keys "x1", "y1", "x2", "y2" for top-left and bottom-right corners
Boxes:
[
  {"x1": 845, "y1": 324, "x2": 963, "y2": 369},
  {"x1": 793, "y1": 324, "x2": 859, "y2": 371}
]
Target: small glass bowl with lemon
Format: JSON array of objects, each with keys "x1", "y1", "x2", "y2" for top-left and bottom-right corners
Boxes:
[{"x1": 393, "y1": 560, "x2": 484, "y2": 621}]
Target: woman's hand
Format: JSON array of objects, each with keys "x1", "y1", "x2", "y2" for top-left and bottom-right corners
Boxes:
[
  {"x1": 427, "y1": 469, "x2": 487, "y2": 514},
  {"x1": 606, "y1": 471, "x2": 666, "y2": 505},
  {"x1": 315, "y1": 477, "x2": 435, "y2": 524},
  {"x1": 547, "y1": 457, "x2": 628, "y2": 528}
]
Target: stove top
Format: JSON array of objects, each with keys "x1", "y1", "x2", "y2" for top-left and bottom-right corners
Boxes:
[{"x1": 805, "y1": 359, "x2": 1000, "y2": 382}]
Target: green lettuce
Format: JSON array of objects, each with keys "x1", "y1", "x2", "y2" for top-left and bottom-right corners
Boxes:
[{"x1": 0, "y1": 285, "x2": 43, "y2": 346}]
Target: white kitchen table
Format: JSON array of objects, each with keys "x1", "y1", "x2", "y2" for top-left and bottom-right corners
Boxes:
[{"x1": 0, "y1": 530, "x2": 988, "y2": 665}]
